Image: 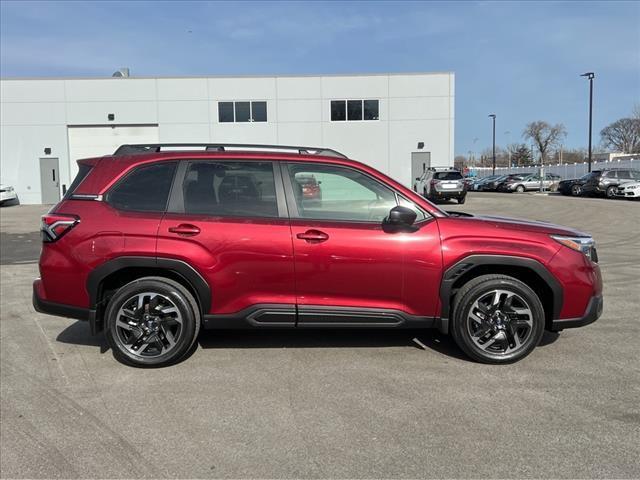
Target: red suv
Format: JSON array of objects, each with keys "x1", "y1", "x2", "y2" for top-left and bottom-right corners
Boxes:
[{"x1": 33, "y1": 144, "x2": 603, "y2": 367}]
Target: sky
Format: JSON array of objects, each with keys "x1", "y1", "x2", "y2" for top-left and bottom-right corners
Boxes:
[{"x1": 1, "y1": 0, "x2": 638, "y2": 156}]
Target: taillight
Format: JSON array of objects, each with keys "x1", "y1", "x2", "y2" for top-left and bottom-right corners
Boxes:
[{"x1": 41, "y1": 213, "x2": 79, "y2": 242}]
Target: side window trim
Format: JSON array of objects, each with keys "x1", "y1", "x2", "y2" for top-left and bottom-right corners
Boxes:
[
  {"x1": 281, "y1": 161, "x2": 428, "y2": 223},
  {"x1": 166, "y1": 159, "x2": 288, "y2": 219}
]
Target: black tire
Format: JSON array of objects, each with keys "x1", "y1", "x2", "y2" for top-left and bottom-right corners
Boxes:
[
  {"x1": 457, "y1": 195, "x2": 466, "y2": 204},
  {"x1": 105, "y1": 276, "x2": 201, "y2": 367},
  {"x1": 571, "y1": 184, "x2": 581, "y2": 196},
  {"x1": 606, "y1": 185, "x2": 617, "y2": 198},
  {"x1": 515, "y1": 185, "x2": 525, "y2": 193},
  {"x1": 450, "y1": 274, "x2": 545, "y2": 364}
]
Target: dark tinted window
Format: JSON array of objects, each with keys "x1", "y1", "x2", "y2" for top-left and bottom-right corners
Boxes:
[
  {"x1": 63, "y1": 163, "x2": 92, "y2": 199},
  {"x1": 218, "y1": 102, "x2": 234, "y2": 122},
  {"x1": 108, "y1": 162, "x2": 176, "y2": 212},
  {"x1": 183, "y1": 161, "x2": 277, "y2": 217},
  {"x1": 631, "y1": 170, "x2": 640, "y2": 180},
  {"x1": 618, "y1": 170, "x2": 631, "y2": 179},
  {"x1": 433, "y1": 171, "x2": 463, "y2": 180},
  {"x1": 347, "y1": 100, "x2": 363, "y2": 120},
  {"x1": 331, "y1": 100, "x2": 346, "y2": 121},
  {"x1": 252, "y1": 101, "x2": 267, "y2": 122},
  {"x1": 235, "y1": 102, "x2": 251, "y2": 122},
  {"x1": 364, "y1": 100, "x2": 379, "y2": 120}
]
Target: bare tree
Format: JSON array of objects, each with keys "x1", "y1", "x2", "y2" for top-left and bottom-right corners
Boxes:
[
  {"x1": 600, "y1": 118, "x2": 640, "y2": 153},
  {"x1": 523, "y1": 121, "x2": 567, "y2": 163}
]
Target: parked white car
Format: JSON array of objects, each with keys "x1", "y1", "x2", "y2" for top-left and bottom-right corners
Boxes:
[
  {"x1": 0, "y1": 184, "x2": 18, "y2": 205},
  {"x1": 615, "y1": 181, "x2": 640, "y2": 199}
]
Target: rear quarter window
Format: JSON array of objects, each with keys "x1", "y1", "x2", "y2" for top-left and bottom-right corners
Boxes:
[
  {"x1": 63, "y1": 164, "x2": 93, "y2": 199},
  {"x1": 107, "y1": 162, "x2": 177, "y2": 212}
]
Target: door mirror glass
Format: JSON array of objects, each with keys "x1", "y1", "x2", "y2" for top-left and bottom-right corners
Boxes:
[{"x1": 385, "y1": 206, "x2": 417, "y2": 227}]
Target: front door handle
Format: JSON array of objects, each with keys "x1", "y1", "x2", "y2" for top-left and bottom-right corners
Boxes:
[
  {"x1": 168, "y1": 224, "x2": 201, "y2": 236},
  {"x1": 296, "y1": 229, "x2": 329, "y2": 243}
]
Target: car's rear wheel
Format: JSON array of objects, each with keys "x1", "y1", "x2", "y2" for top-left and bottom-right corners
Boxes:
[
  {"x1": 451, "y1": 274, "x2": 545, "y2": 364},
  {"x1": 606, "y1": 185, "x2": 617, "y2": 198},
  {"x1": 105, "y1": 277, "x2": 200, "y2": 367},
  {"x1": 571, "y1": 184, "x2": 582, "y2": 196}
]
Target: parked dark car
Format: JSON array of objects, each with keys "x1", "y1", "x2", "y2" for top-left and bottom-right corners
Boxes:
[
  {"x1": 558, "y1": 172, "x2": 598, "y2": 196},
  {"x1": 581, "y1": 168, "x2": 640, "y2": 198}
]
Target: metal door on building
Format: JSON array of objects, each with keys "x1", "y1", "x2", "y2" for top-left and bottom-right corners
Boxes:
[
  {"x1": 39, "y1": 157, "x2": 60, "y2": 204},
  {"x1": 411, "y1": 151, "x2": 431, "y2": 181}
]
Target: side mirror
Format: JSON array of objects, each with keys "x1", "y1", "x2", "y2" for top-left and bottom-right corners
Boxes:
[{"x1": 384, "y1": 206, "x2": 417, "y2": 227}]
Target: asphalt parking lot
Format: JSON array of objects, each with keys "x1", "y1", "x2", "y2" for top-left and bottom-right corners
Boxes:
[{"x1": 1, "y1": 193, "x2": 639, "y2": 479}]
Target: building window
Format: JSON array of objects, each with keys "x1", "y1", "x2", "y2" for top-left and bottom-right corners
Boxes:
[
  {"x1": 218, "y1": 102, "x2": 234, "y2": 122},
  {"x1": 331, "y1": 100, "x2": 378, "y2": 121},
  {"x1": 331, "y1": 100, "x2": 346, "y2": 121},
  {"x1": 217, "y1": 101, "x2": 268, "y2": 123}
]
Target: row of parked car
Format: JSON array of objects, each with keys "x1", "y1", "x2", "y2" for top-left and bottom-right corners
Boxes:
[{"x1": 469, "y1": 168, "x2": 640, "y2": 199}]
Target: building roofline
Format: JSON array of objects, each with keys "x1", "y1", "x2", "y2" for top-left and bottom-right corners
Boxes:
[{"x1": 0, "y1": 71, "x2": 454, "y2": 81}]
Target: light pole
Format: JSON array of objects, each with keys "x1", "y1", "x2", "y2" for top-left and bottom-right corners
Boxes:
[
  {"x1": 505, "y1": 130, "x2": 511, "y2": 167},
  {"x1": 581, "y1": 72, "x2": 595, "y2": 172},
  {"x1": 489, "y1": 114, "x2": 496, "y2": 174}
]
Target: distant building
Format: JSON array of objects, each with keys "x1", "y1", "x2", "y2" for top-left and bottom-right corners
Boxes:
[
  {"x1": 0, "y1": 72, "x2": 455, "y2": 204},
  {"x1": 593, "y1": 152, "x2": 639, "y2": 162}
]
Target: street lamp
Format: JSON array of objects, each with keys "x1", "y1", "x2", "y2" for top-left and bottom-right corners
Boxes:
[
  {"x1": 489, "y1": 114, "x2": 496, "y2": 174},
  {"x1": 581, "y1": 72, "x2": 595, "y2": 172},
  {"x1": 505, "y1": 130, "x2": 511, "y2": 166}
]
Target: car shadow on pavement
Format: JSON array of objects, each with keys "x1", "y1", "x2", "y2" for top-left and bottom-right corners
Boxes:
[
  {"x1": 56, "y1": 321, "x2": 110, "y2": 353},
  {"x1": 56, "y1": 321, "x2": 560, "y2": 363},
  {"x1": 197, "y1": 328, "x2": 471, "y2": 361}
]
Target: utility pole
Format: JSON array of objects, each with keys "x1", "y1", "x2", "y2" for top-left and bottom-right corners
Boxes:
[
  {"x1": 581, "y1": 72, "x2": 595, "y2": 172},
  {"x1": 489, "y1": 114, "x2": 496, "y2": 174}
]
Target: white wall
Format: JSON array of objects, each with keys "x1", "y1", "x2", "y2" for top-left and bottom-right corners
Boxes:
[{"x1": 0, "y1": 73, "x2": 454, "y2": 204}]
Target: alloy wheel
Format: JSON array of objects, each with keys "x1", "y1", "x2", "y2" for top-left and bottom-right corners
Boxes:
[
  {"x1": 115, "y1": 292, "x2": 183, "y2": 357},
  {"x1": 466, "y1": 289, "x2": 533, "y2": 355}
]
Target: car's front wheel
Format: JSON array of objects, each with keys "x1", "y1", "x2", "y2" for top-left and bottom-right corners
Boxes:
[
  {"x1": 606, "y1": 185, "x2": 617, "y2": 198},
  {"x1": 571, "y1": 184, "x2": 582, "y2": 196},
  {"x1": 515, "y1": 185, "x2": 525, "y2": 193},
  {"x1": 457, "y1": 195, "x2": 466, "y2": 204},
  {"x1": 105, "y1": 277, "x2": 201, "y2": 367},
  {"x1": 450, "y1": 274, "x2": 545, "y2": 364}
]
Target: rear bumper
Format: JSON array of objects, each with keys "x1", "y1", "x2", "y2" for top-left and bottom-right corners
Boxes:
[
  {"x1": 430, "y1": 190, "x2": 465, "y2": 198},
  {"x1": 33, "y1": 279, "x2": 93, "y2": 322},
  {"x1": 550, "y1": 295, "x2": 603, "y2": 331}
]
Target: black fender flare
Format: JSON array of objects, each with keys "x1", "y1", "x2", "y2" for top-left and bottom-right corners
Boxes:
[
  {"x1": 87, "y1": 256, "x2": 211, "y2": 313},
  {"x1": 438, "y1": 254, "x2": 563, "y2": 333}
]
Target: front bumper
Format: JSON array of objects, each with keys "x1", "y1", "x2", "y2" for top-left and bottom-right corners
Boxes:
[
  {"x1": 0, "y1": 191, "x2": 18, "y2": 203},
  {"x1": 550, "y1": 295, "x2": 603, "y2": 331}
]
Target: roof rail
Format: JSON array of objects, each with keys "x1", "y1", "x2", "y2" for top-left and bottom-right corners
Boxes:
[{"x1": 113, "y1": 143, "x2": 348, "y2": 159}]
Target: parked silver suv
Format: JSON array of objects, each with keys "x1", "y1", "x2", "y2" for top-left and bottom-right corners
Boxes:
[
  {"x1": 414, "y1": 167, "x2": 466, "y2": 204},
  {"x1": 501, "y1": 173, "x2": 561, "y2": 193}
]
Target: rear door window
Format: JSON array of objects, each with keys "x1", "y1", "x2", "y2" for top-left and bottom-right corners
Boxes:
[
  {"x1": 107, "y1": 162, "x2": 177, "y2": 212},
  {"x1": 618, "y1": 170, "x2": 631, "y2": 179},
  {"x1": 181, "y1": 161, "x2": 278, "y2": 218}
]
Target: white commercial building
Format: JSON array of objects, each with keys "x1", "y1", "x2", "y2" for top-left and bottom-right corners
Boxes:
[{"x1": 0, "y1": 72, "x2": 454, "y2": 204}]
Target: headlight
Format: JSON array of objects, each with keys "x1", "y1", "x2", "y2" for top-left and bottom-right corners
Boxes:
[{"x1": 551, "y1": 235, "x2": 597, "y2": 262}]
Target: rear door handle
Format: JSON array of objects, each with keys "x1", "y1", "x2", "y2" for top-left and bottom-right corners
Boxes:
[
  {"x1": 296, "y1": 229, "x2": 329, "y2": 243},
  {"x1": 168, "y1": 224, "x2": 201, "y2": 236}
]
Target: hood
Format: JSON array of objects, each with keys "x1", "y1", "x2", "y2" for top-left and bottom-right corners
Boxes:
[{"x1": 447, "y1": 211, "x2": 589, "y2": 237}]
